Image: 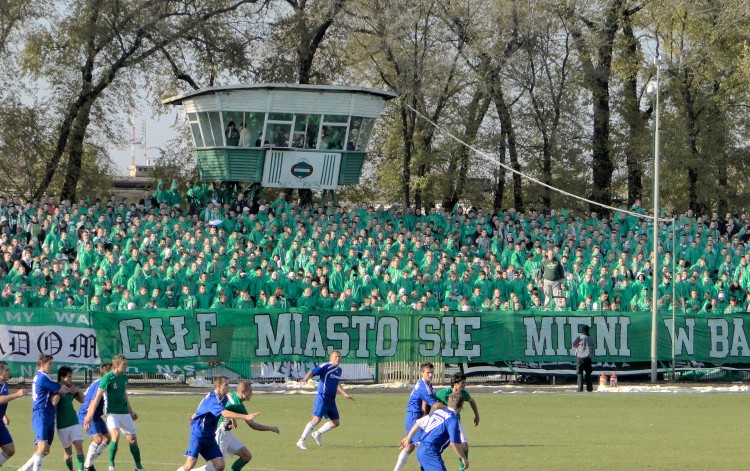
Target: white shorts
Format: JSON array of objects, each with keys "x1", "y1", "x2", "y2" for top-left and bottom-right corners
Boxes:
[
  {"x1": 216, "y1": 428, "x2": 244, "y2": 456},
  {"x1": 57, "y1": 424, "x2": 83, "y2": 448},
  {"x1": 106, "y1": 413, "x2": 137, "y2": 436},
  {"x1": 458, "y1": 421, "x2": 468, "y2": 444}
]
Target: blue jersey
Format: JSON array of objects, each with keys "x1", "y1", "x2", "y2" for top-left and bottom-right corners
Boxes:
[
  {"x1": 31, "y1": 371, "x2": 60, "y2": 418},
  {"x1": 406, "y1": 379, "x2": 438, "y2": 415},
  {"x1": 311, "y1": 362, "x2": 342, "y2": 400},
  {"x1": 189, "y1": 391, "x2": 228, "y2": 440},
  {"x1": 417, "y1": 408, "x2": 461, "y2": 454},
  {"x1": 0, "y1": 382, "x2": 7, "y2": 418},
  {"x1": 78, "y1": 379, "x2": 103, "y2": 419}
]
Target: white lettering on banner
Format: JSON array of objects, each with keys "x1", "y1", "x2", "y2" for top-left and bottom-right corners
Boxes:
[
  {"x1": 327, "y1": 316, "x2": 350, "y2": 357},
  {"x1": 419, "y1": 317, "x2": 441, "y2": 357},
  {"x1": 454, "y1": 317, "x2": 481, "y2": 358},
  {"x1": 54, "y1": 311, "x2": 90, "y2": 325},
  {"x1": 5, "y1": 311, "x2": 33, "y2": 323},
  {"x1": 419, "y1": 317, "x2": 481, "y2": 358},
  {"x1": 148, "y1": 318, "x2": 174, "y2": 359},
  {"x1": 303, "y1": 316, "x2": 326, "y2": 357},
  {"x1": 255, "y1": 314, "x2": 397, "y2": 358},
  {"x1": 118, "y1": 314, "x2": 218, "y2": 360},
  {"x1": 555, "y1": 316, "x2": 567, "y2": 355},
  {"x1": 196, "y1": 313, "x2": 218, "y2": 356},
  {"x1": 0, "y1": 326, "x2": 98, "y2": 364},
  {"x1": 524, "y1": 316, "x2": 556, "y2": 355},
  {"x1": 351, "y1": 316, "x2": 375, "y2": 357},
  {"x1": 155, "y1": 364, "x2": 195, "y2": 375},
  {"x1": 119, "y1": 319, "x2": 146, "y2": 359},
  {"x1": 731, "y1": 318, "x2": 750, "y2": 356},
  {"x1": 375, "y1": 317, "x2": 398, "y2": 356},
  {"x1": 524, "y1": 316, "x2": 632, "y2": 357},
  {"x1": 708, "y1": 319, "x2": 729, "y2": 358},
  {"x1": 664, "y1": 318, "x2": 695, "y2": 355},
  {"x1": 170, "y1": 316, "x2": 199, "y2": 357}
]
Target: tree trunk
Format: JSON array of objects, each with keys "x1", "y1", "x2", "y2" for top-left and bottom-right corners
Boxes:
[
  {"x1": 621, "y1": 20, "x2": 646, "y2": 207},
  {"x1": 60, "y1": 99, "x2": 95, "y2": 202},
  {"x1": 541, "y1": 134, "x2": 551, "y2": 211},
  {"x1": 491, "y1": 82, "x2": 522, "y2": 212},
  {"x1": 493, "y1": 133, "x2": 508, "y2": 212},
  {"x1": 682, "y1": 85, "x2": 700, "y2": 212}
]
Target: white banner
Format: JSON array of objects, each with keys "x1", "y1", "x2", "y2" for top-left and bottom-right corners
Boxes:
[
  {"x1": 257, "y1": 361, "x2": 373, "y2": 380},
  {"x1": 0, "y1": 326, "x2": 99, "y2": 365},
  {"x1": 262, "y1": 150, "x2": 341, "y2": 189}
]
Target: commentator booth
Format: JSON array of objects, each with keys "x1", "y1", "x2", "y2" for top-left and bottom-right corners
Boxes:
[{"x1": 162, "y1": 83, "x2": 395, "y2": 197}]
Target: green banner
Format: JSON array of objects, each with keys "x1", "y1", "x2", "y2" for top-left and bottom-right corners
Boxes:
[{"x1": 4, "y1": 308, "x2": 750, "y2": 375}]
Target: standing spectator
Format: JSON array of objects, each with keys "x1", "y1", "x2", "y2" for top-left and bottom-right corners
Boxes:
[
  {"x1": 573, "y1": 325, "x2": 596, "y2": 392},
  {"x1": 541, "y1": 249, "x2": 564, "y2": 310}
]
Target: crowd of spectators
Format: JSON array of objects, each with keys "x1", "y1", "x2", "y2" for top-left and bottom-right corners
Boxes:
[{"x1": 0, "y1": 182, "x2": 749, "y2": 315}]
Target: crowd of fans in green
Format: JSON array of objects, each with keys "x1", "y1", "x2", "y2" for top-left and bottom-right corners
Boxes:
[{"x1": 1, "y1": 180, "x2": 748, "y2": 315}]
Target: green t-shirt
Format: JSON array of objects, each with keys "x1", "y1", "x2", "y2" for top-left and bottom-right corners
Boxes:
[
  {"x1": 434, "y1": 386, "x2": 472, "y2": 420},
  {"x1": 56, "y1": 391, "x2": 79, "y2": 429},
  {"x1": 99, "y1": 371, "x2": 129, "y2": 414},
  {"x1": 217, "y1": 391, "x2": 247, "y2": 430}
]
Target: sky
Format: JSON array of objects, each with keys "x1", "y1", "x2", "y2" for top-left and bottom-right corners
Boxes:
[{"x1": 108, "y1": 97, "x2": 185, "y2": 175}]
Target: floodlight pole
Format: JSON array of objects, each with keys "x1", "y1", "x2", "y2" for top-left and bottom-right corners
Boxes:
[{"x1": 649, "y1": 56, "x2": 662, "y2": 384}]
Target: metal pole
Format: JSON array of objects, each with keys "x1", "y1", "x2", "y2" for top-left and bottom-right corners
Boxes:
[{"x1": 650, "y1": 57, "x2": 661, "y2": 383}]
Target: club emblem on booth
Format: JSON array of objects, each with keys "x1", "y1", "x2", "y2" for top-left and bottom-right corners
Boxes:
[{"x1": 291, "y1": 160, "x2": 314, "y2": 180}]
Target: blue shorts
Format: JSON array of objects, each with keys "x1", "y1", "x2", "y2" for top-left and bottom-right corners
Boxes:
[
  {"x1": 79, "y1": 414, "x2": 108, "y2": 436},
  {"x1": 311, "y1": 395, "x2": 339, "y2": 421},
  {"x1": 32, "y1": 412, "x2": 55, "y2": 445},
  {"x1": 0, "y1": 423, "x2": 12, "y2": 446},
  {"x1": 416, "y1": 445, "x2": 447, "y2": 471},
  {"x1": 185, "y1": 434, "x2": 222, "y2": 461},
  {"x1": 405, "y1": 412, "x2": 424, "y2": 444}
]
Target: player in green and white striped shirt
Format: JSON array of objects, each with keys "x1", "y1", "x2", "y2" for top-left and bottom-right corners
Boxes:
[{"x1": 193, "y1": 381, "x2": 279, "y2": 471}]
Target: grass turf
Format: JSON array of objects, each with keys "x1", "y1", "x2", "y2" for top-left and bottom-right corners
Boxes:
[{"x1": 3, "y1": 389, "x2": 748, "y2": 470}]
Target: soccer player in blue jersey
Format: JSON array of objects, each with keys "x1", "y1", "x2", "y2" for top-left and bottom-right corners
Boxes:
[
  {"x1": 18, "y1": 354, "x2": 72, "y2": 471},
  {"x1": 0, "y1": 361, "x2": 25, "y2": 467},
  {"x1": 295, "y1": 350, "x2": 355, "y2": 450},
  {"x1": 78, "y1": 363, "x2": 113, "y2": 471},
  {"x1": 399, "y1": 392, "x2": 469, "y2": 471},
  {"x1": 177, "y1": 376, "x2": 259, "y2": 471},
  {"x1": 393, "y1": 361, "x2": 444, "y2": 470}
]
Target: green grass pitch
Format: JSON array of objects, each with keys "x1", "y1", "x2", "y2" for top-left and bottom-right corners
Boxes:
[{"x1": 3, "y1": 389, "x2": 749, "y2": 470}]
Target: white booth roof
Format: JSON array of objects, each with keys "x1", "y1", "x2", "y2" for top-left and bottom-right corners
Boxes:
[{"x1": 163, "y1": 83, "x2": 397, "y2": 118}]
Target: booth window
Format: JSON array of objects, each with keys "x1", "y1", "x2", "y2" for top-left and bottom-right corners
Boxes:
[
  {"x1": 292, "y1": 114, "x2": 320, "y2": 149},
  {"x1": 187, "y1": 113, "x2": 204, "y2": 148},
  {"x1": 197, "y1": 112, "x2": 221, "y2": 147},
  {"x1": 222, "y1": 112, "x2": 265, "y2": 147},
  {"x1": 348, "y1": 117, "x2": 375, "y2": 151},
  {"x1": 318, "y1": 115, "x2": 349, "y2": 151}
]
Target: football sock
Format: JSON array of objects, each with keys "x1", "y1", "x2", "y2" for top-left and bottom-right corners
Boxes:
[
  {"x1": 231, "y1": 458, "x2": 249, "y2": 471},
  {"x1": 65, "y1": 456, "x2": 74, "y2": 471},
  {"x1": 96, "y1": 440, "x2": 109, "y2": 458},
  {"x1": 459, "y1": 449, "x2": 469, "y2": 471},
  {"x1": 300, "y1": 421, "x2": 315, "y2": 441},
  {"x1": 32, "y1": 453, "x2": 44, "y2": 471},
  {"x1": 393, "y1": 450, "x2": 410, "y2": 470},
  {"x1": 109, "y1": 441, "x2": 118, "y2": 466},
  {"x1": 193, "y1": 465, "x2": 213, "y2": 471},
  {"x1": 76, "y1": 453, "x2": 85, "y2": 471},
  {"x1": 19, "y1": 454, "x2": 35, "y2": 471},
  {"x1": 0, "y1": 451, "x2": 9, "y2": 466},
  {"x1": 85, "y1": 442, "x2": 98, "y2": 467},
  {"x1": 129, "y1": 442, "x2": 142, "y2": 469},
  {"x1": 317, "y1": 421, "x2": 334, "y2": 435}
]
